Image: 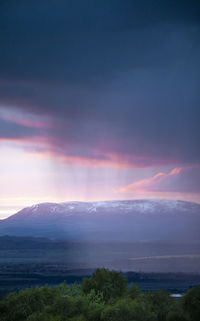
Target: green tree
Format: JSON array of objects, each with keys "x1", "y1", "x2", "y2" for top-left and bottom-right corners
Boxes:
[
  {"x1": 166, "y1": 300, "x2": 187, "y2": 321},
  {"x1": 0, "y1": 285, "x2": 58, "y2": 321},
  {"x1": 144, "y1": 290, "x2": 175, "y2": 321},
  {"x1": 182, "y1": 285, "x2": 200, "y2": 321},
  {"x1": 101, "y1": 297, "x2": 156, "y2": 321},
  {"x1": 81, "y1": 268, "x2": 127, "y2": 302},
  {"x1": 1, "y1": 271, "x2": 200, "y2": 321},
  {"x1": 129, "y1": 283, "x2": 141, "y2": 300}
]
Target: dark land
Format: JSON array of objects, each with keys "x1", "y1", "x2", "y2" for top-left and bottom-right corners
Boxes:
[
  {"x1": 1, "y1": 268, "x2": 200, "y2": 321},
  {"x1": 0, "y1": 236, "x2": 199, "y2": 299}
]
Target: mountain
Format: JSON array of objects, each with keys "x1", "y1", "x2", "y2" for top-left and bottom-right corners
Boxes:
[{"x1": 0, "y1": 199, "x2": 200, "y2": 242}]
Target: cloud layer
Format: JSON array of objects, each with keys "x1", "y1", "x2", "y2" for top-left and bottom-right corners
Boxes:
[
  {"x1": 120, "y1": 167, "x2": 200, "y2": 194},
  {"x1": 0, "y1": 1, "x2": 200, "y2": 204}
]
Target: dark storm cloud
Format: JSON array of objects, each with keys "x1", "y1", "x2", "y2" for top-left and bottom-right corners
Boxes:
[
  {"x1": 0, "y1": 0, "x2": 199, "y2": 166},
  {"x1": 1, "y1": 0, "x2": 200, "y2": 85}
]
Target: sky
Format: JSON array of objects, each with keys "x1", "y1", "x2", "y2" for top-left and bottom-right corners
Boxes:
[{"x1": 0, "y1": 0, "x2": 200, "y2": 218}]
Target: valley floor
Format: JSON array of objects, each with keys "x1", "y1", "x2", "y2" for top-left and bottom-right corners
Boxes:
[
  {"x1": 0, "y1": 237, "x2": 199, "y2": 299},
  {"x1": 0, "y1": 262, "x2": 200, "y2": 299}
]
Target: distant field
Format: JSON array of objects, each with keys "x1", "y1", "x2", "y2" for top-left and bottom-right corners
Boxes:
[
  {"x1": 0, "y1": 236, "x2": 200, "y2": 298},
  {"x1": 0, "y1": 237, "x2": 200, "y2": 273}
]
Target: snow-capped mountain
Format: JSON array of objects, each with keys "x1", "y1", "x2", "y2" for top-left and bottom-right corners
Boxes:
[{"x1": 0, "y1": 199, "x2": 200, "y2": 242}]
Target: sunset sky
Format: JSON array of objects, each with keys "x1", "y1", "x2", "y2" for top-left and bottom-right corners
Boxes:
[{"x1": 0, "y1": 0, "x2": 200, "y2": 218}]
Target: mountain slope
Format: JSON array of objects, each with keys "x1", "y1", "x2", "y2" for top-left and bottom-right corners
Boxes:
[{"x1": 0, "y1": 199, "x2": 200, "y2": 242}]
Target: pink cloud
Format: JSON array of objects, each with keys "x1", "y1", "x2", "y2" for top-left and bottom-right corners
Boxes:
[
  {"x1": 0, "y1": 106, "x2": 198, "y2": 169},
  {"x1": 0, "y1": 131, "x2": 192, "y2": 170},
  {"x1": 120, "y1": 166, "x2": 200, "y2": 194}
]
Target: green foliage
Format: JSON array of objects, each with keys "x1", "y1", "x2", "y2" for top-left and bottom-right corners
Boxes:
[
  {"x1": 101, "y1": 297, "x2": 156, "y2": 321},
  {"x1": 0, "y1": 268, "x2": 198, "y2": 321},
  {"x1": 69, "y1": 316, "x2": 86, "y2": 321},
  {"x1": 129, "y1": 283, "x2": 141, "y2": 299},
  {"x1": 166, "y1": 300, "x2": 188, "y2": 321},
  {"x1": 182, "y1": 285, "x2": 200, "y2": 321},
  {"x1": 166, "y1": 310, "x2": 188, "y2": 321},
  {"x1": 0, "y1": 285, "x2": 58, "y2": 321},
  {"x1": 81, "y1": 268, "x2": 127, "y2": 302},
  {"x1": 27, "y1": 312, "x2": 61, "y2": 321},
  {"x1": 144, "y1": 290, "x2": 175, "y2": 321}
]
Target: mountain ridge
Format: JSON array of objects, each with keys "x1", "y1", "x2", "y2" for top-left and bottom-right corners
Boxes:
[
  {"x1": 4, "y1": 198, "x2": 200, "y2": 221},
  {"x1": 0, "y1": 199, "x2": 200, "y2": 242}
]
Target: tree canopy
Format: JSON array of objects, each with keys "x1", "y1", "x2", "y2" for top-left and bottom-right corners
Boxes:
[{"x1": 0, "y1": 268, "x2": 199, "y2": 321}]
